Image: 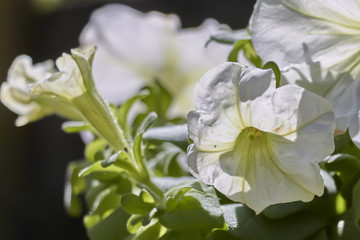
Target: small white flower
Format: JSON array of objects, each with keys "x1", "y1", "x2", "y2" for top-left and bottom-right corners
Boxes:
[
  {"x1": 187, "y1": 62, "x2": 335, "y2": 213},
  {"x1": 0, "y1": 55, "x2": 82, "y2": 126},
  {"x1": 80, "y1": 4, "x2": 234, "y2": 116},
  {"x1": 250, "y1": 0, "x2": 360, "y2": 78},
  {"x1": 31, "y1": 47, "x2": 128, "y2": 151}
]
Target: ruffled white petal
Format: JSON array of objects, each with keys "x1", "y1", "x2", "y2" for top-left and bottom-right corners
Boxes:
[
  {"x1": 32, "y1": 54, "x2": 86, "y2": 100},
  {"x1": 80, "y1": 4, "x2": 179, "y2": 72},
  {"x1": 187, "y1": 63, "x2": 244, "y2": 152},
  {"x1": 281, "y1": 60, "x2": 360, "y2": 133}
]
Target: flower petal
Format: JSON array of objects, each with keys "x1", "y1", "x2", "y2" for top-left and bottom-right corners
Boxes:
[
  {"x1": 80, "y1": 4, "x2": 180, "y2": 72},
  {"x1": 250, "y1": 0, "x2": 360, "y2": 77},
  {"x1": 187, "y1": 63, "x2": 244, "y2": 152},
  {"x1": 281, "y1": 60, "x2": 359, "y2": 133},
  {"x1": 32, "y1": 53, "x2": 86, "y2": 100},
  {"x1": 216, "y1": 134, "x2": 322, "y2": 214}
]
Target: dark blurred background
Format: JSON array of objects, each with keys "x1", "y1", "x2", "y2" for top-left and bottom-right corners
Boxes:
[{"x1": 0, "y1": 0, "x2": 255, "y2": 239}]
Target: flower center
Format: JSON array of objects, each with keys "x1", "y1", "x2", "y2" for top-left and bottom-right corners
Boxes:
[{"x1": 246, "y1": 127, "x2": 263, "y2": 141}]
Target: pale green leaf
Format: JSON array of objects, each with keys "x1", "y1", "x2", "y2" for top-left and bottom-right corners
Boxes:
[{"x1": 62, "y1": 121, "x2": 92, "y2": 133}]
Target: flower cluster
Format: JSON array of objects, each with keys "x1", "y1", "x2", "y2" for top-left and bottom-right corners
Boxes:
[{"x1": 2, "y1": 1, "x2": 360, "y2": 239}]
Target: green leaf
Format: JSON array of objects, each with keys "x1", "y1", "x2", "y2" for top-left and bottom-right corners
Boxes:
[
  {"x1": 116, "y1": 90, "x2": 150, "y2": 140},
  {"x1": 143, "y1": 124, "x2": 189, "y2": 150},
  {"x1": 325, "y1": 154, "x2": 360, "y2": 203},
  {"x1": 152, "y1": 151, "x2": 186, "y2": 177},
  {"x1": 207, "y1": 230, "x2": 239, "y2": 240},
  {"x1": 133, "y1": 133, "x2": 145, "y2": 175},
  {"x1": 79, "y1": 161, "x2": 125, "y2": 181},
  {"x1": 336, "y1": 208, "x2": 360, "y2": 239},
  {"x1": 62, "y1": 121, "x2": 93, "y2": 133},
  {"x1": 159, "y1": 181, "x2": 224, "y2": 233},
  {"x1": 151, "y1": 176, "x2": 196, "y2": 192},
  {"x1": 121, "y1": 192, "x2": 155, "y2": 215},
  {"x1": 222, "y1": 197, "x2": 336, "y2": 240},
  {"x1": 306, "y1": 229, "x2": 328, "y2": 240},
  {"x1": 334, "y1": 131, "x2": 360, "y2": 159},
  {"x1": 127, "y1": 215, "x2": 144, "y2": 234},
  {"x1": 84, "y1": 214, "x2": 101, "y2": 229},
  {"x1": 85, "y1": 175, "x2": 133, "y2": 210},
  {"x1": 64, "y1": 161, "x2": 88, "y2": 217},
  {"x1": 353, "y1": 179, "x2": 360, "y2": 231},
  {"x1": 159, "y1": 231, "x2": 203, "y2": 240},
  {"x1": 148, "y1": 143, "x2": 187, "y2": 177},
  {"x1": 262, "y1": 201, "x2": 311, "y2": 220},
  {"x1": 87, "y1": 208, "x2": 130, "y2": 240},
  {"x1": 101, "y1": 151, "x2": 122, "y2": 168},
  {"x1": 142, "y1": 80, "x2": 172, "y2": 121},
  {"x1": 90, "y1": 185, "x2": 122, "y2": 217},
  {"x1": 85, "y1": 138, "x2": 108, "y2": 163},
  {"x1": 136, "y1": 112, "x2": 157, "y2": 137},
  {"x1": 126, "y1": 219, "x2": 165, "y2": 240},
  {"x1": 263, "y1": 61, "x2": 281, "y2": 88},
  {"x1": 140, "y1": 189, "x2": 155, "y2": 205},
  {"x1": 101, "y1": 150, "x2": 132, "y2": 168}
]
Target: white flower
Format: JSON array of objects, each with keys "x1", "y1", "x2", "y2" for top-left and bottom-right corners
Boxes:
[
  {"x1": 250, "y1": 0, "x2": 360, "y2": 78},
  {"x1": 0, "y1": 55, "x2": 82, "y2": 126},
  {"x1": 31, "y1": 47, "x2": 128, "y2": 151},
  {"x1": 79, "y1": 4, "x2": 234, "y2": 117},
  {"x1": 187, "y1": 62, "x2": 335, "y2": 213}
]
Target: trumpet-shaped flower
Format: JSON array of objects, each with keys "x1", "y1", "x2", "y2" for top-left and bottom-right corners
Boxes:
[
  {"x1": 0, "y1": 55, "x2": 82, "y2": 126},
  {"x1": 80, "y1": 4, "x2": 234, "y2": 116},
  {"x1": 250, "y1": 0, "x2": 360, "y2": 78},
  {"x1": 187, "y1": 62, "x2": 335, "y2": 213},
  {"x1": 31, "y1": 47, "x2": 128, "y2": 151}
]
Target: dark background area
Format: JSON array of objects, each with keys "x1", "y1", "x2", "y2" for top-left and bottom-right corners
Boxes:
[{"x1": 0, "y1": 0, "x2": 255, "y2": 239}]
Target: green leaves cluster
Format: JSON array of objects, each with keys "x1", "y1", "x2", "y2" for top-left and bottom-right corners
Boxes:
[{"x1": 63, "y1": 87, "x2": 228, "y2": 239}]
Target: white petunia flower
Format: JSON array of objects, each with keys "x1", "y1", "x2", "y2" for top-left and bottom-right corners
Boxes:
[
  {"x1": 79, "y1": 4, "x2": 234, "y2": 117},
  {"x1": 250, "y1": 0, "x2": 360, "y2": 78},
  {"x1": 31, "y1": 47, "x2": 128, "y2": 151},
  {"x1": 0, "y1": 55, "x2": 82, "y2": 126},
  {"x1": 187, "y1": 62, "x2": 335, "y2": 213}
]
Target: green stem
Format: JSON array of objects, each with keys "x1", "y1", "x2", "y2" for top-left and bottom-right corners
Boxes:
[
  {"x1": 73, "y1": 93, "x2": 130, "y2": 151},
  {"x1": 74, "y1": 92, "x2": 164, "y2": 203},
  {"x1": 141, "y1": 177, "x2": 164, "y2": 203}
]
